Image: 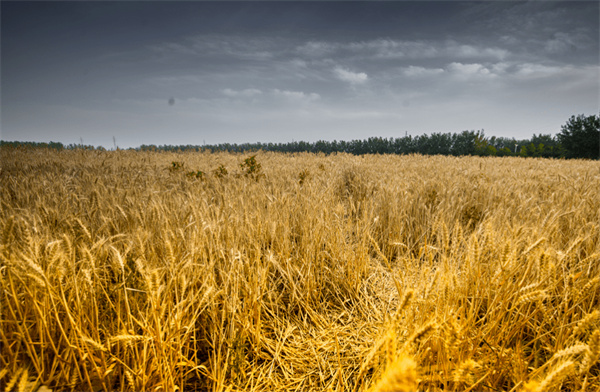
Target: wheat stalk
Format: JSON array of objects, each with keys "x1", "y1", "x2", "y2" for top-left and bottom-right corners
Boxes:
[
  {"x1": 370, "y1": 354, "x2": 418, "y2": 392},
  {"x1": 537, "y1": 360, "x2": 575, "y2": 391}
]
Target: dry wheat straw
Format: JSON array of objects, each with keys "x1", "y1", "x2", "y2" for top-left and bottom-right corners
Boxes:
[
  {"x1": 4, "y1": 369, "x2": 22, "y2": 392},
  {"x1": 16, "y1": 368, "x2": 28, "y2": 392},
  {"x1": 370, "y1": 355, "x2": 418, "y2": 392},
  {"x1": 580, "y1": 329, "x2": 600, "y2": 373},
  {"x1": 537, "y1": 360, "x2": 575, "y2": 391},
  {"x1": 573, "y1": 310, "x2": 600, "y2": 338},
  {"x1": 1, "y1": 149, "x2": 599, "y2": 391}
]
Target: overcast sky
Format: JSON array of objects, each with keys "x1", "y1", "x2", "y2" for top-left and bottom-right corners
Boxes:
[{"x1": 1, "y1": 1, "x2": 598, "y2": 148}]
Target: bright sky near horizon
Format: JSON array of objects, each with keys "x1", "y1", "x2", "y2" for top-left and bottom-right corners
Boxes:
[{"x1": 1, "y1": 1, "x2": 598, "y2": 149}]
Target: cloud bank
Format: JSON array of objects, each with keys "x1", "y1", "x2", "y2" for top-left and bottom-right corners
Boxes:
[{"x1": 2, "y1": 1, "x2": 597, "y2": 147}]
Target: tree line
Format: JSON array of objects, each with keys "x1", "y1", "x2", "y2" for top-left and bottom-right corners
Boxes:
[{"x1": 2, "y1": 114, "x2": 598, "y2": 159}]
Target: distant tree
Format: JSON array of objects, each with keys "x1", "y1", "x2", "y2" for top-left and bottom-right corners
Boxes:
[
  {"x1": 497, "y1": 147, "x2": 513, "y2": 157},
  {"x1": 426, "y1": 133, "x2": 453, "y2": 155},
  {"x1": 527, "y1": 142, "x2": 540, "y2": 157},
  {"x1": 530, "y1": 133, "x2": 558, "y2": 148},
  {"x1": 557, "y1": 114, "x2": 599, "y2": 159},
  {"x1": 482, "y1": 144, "x2": 497, "y2": 156},
  {"x1": 393, "y1": 135, "x2": 416, "y2": 154},
  {"x1": 415, "y1": 134, "x2": 432, "y2": 154},
  {"x1": 451, "y1": 130, "x2": 480, "y2": 156},
  {"x1": 529, "y1": 133, "x2": 561, "y2": 158},
  {"x1": 489, "y1": 137, "x2": 518, "y2": 155},
  {"x1": 472, "y1": 131, "x2": 498, "y2": 156}
]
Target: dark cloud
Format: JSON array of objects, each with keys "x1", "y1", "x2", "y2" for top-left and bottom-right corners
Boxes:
[{"x1": 1, "y1": 1, "x2": 598, "y2": 147}]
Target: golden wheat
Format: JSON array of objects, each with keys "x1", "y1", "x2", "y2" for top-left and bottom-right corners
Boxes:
[
  {"x1": 370, "y1": 354, "x2": 418, "y2": 392},
  {"x1": 1, "y1": 148, "x2": 599, "y2": 391}
]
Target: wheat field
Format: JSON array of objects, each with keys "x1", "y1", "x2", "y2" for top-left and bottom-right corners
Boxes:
[{"x1": 1, "y1": 148, "x2": 599, "y2": 392}]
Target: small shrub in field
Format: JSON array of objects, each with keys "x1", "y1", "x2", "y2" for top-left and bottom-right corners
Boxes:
[
  {"x1": 240, "y1": 155, "x2": 263, "y2": 179},
  {"x1": 213, "y1": 164, "x2": 228, "y2": 178},
  {"x1": 186, "y1": 170, "x2": 205, "y2": 180},
  {"x1": 298, "y1": 169, "x2": 310, "y2": 185},
  {"x1": 170, "y1": 161, "x2": 184, "y2": 172}
]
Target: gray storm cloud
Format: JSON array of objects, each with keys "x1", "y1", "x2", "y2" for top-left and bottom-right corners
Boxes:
[{"x1": 1, "y1": 1, "x2": 597, "y2": 148}]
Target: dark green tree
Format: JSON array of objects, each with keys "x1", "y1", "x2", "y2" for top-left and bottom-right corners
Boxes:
[
  {"x1": 451, "y1": 130, "x2": 479, "y2": 156},
  {"x1": 557, "y1": 114, "x2": 599, "y2": 159}
]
